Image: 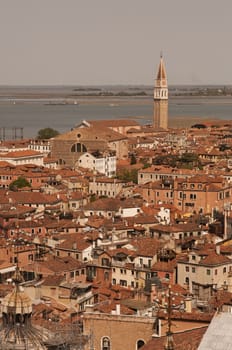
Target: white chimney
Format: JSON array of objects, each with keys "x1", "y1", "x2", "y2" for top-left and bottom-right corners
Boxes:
[
  {"x1": 216, "y1": 245, "x2": 220, "y2": 255},
  {"x1": 116, "y1": 304, "x2": 121, "y2": 315}
]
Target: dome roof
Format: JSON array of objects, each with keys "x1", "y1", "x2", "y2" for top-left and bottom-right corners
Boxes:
[{"x1": 2, "y1": 286, "x2": 32, "y2": 315}]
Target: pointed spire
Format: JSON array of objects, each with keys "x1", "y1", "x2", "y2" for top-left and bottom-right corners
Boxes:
[{"x1": 156, "y1": 55, "x2": 167, "y2": 81}]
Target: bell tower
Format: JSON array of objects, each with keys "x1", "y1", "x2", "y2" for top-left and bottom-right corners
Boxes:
[{"x1": 153, "y1": 54, "x2": 168, "y2": 129}]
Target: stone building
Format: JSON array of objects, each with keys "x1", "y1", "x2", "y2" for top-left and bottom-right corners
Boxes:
[
  {"x1": 50, "y1": 125, "x2": 128, "y2": 168},
  {"x1": 83, "y1": 311, "x2": 157, "y2": 350}
]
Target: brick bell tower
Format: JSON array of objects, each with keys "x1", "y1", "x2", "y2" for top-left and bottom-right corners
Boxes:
[{"x1": 153, "y1": 54, "x2": 168, "y2": 129}]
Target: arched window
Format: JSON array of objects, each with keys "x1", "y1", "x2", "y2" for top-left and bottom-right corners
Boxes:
[
  {"x1": 137, "y1": 340, "x2": 145, "y2": 349},
  {"x1": 58, "y1": 159, "x2": 66, "y2": 165},
  {"x1": 102, "y1": 337, "x2": 110, "y2": 350},
  {"x1": 71, "y1": 143, "x2": 87, "y2": 153},
  {"x1": 104, "y1": 271, "x2": 109, "y2": 281}
]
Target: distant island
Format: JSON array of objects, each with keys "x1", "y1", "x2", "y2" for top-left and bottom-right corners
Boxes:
[{"x1": 0, "y1": 85, "x2": 232, "y2": 103}]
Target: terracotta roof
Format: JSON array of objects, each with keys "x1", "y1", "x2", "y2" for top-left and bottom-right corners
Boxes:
[
  {"x1": 142, "y1": 326, "x2": 207, "y2": 350},
  {"x1": 56, "y1": 233, "x2": 91, "y2": 251},
  {"x1": 88, "y1": 119, "x2": 140, "y2": 127},
  {"x1": 152, "y1": 259, "x2": 177, "y2": 272},
  {"x1": 199, "y1": 251, "x2": 231, "y2": 266},
  {"x1": 128, "y1": 237, "x2": 162, "y2": 257},
  {"x1": 96, "y1": 301, "x2": 134, "y2": 315},
  {"x1": 54, "y1": 125, "x2": 127, "y2": 142},
  {"x1": 0, "y1": 190, "x2": 61, "y2": 205},
  {"x1": 0, "y1": 150, "x2": 42, "y2": 158},
  {"x1": 42, "y1": 275, "x2": 65, "y2": 286}
]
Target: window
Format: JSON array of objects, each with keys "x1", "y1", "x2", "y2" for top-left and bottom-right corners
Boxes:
[
  {"x1": 219, "y1": 192, "x2": 224, "y2": 200},
  {"x1": 102, "y1": 337, "x2": 110, "y2": 350},
  {"x1": 71, "y1": 142, "x2": 87, "y2": 153},
  {"x1": 137, "y1": 340, "x2": 145, "y2": 350},
  {"x1": 185, "y1": 266, "x2": 189, "y2": 272},
  {"x1": 192, "y1": 267, "x2": 195, "y2": 273},
  {"x1": 206, "y1": 269, "x2": 211, "y2": 275},
  {"x1": 215, "y1": 269, "x2": 217, "y2": 275},
  {"x1": 223, "y1": 267, "x2": 227, "y2": 274},
  {"x1": 120, "y1": 280, "x2": 127, "y2": 287},
  {"x1": 185, "y1": 277, "x2": 189, "y2": 284},
  {"x1": 102, "y1": 258, "x2": 110, "y2": 267},
  {"x1": 104, "y1": 272, "x2": 109, "y2": 281},
  {"x1": 28, "y1": 254, "x2": 33, "y2": 261}
]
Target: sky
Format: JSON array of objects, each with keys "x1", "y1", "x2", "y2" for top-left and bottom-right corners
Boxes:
[{"x1": 0, "y1": 0, "x2": 231, "y2": 86}]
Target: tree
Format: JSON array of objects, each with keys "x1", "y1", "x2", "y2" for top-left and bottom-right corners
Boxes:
[
  {"x1": 117, "y1": 169, "x2": 138, "y2": 184},
  {"x1": 9, "y1": 177, "x2": 31, "y2": 191},
  {"x1": 179, "y1": 152, "x2": 202, "y2": 169},
  {"x1": 130, "y1": 153, "x2": 137, "y2": 165},
  {"x1": 191, "y1": 124, "x2": 207, "y2": 129},
  {"x1": 37, "y1": 127, "x2": 60, "y2": 139}
]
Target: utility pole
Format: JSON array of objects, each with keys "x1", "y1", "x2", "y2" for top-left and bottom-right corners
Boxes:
[
  {"x1": 164, "y1": 286, "x2": 174, "y2": 350},
  {"x1": 154, "y1": 285, "x2": 182, "y2": 350}
]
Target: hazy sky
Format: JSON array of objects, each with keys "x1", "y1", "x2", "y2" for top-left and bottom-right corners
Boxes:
[{"x1": 0, "y1": 0, "x2": 231, "y2": 85}]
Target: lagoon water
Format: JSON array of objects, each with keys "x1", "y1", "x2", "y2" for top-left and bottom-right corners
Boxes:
[{"x1": 0, "y1": 95, "x2": 232, "y2": 138}]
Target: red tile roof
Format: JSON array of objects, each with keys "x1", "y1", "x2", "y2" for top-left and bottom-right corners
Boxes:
[{"x1": 141, "y1": 327, "x2": 207, "y2": 350}]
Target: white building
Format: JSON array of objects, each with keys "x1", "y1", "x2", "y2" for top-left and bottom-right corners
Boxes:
[
  {"x1": 0, "y1": 150, "x2": 44, "y2": 166},
  {"x1": 77, "y1": 151, "x2": 116, "y2": 177},
  {"x1": 28, "y1": 139, "x2": 51, "y2": 156}
]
